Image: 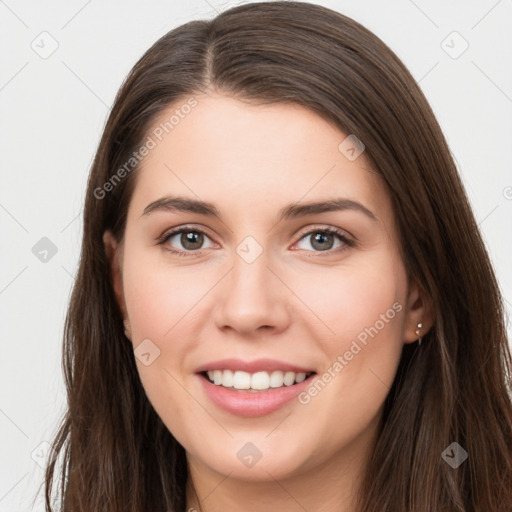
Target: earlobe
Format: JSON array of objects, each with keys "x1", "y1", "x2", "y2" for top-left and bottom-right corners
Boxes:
[
  {"x1": 415, "y1": 322, "x2": 424, "y2": 346},
  {"x1": 403, "y1": 278, "x2": 435, "y2": 345},
  {"x1": 103, "y1": 230, "x2": 129, "y2": 325}
]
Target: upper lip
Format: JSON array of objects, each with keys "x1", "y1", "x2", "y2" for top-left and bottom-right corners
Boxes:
[{"x1": 194, "y1": 358, "x2": 316, "y2": 374}]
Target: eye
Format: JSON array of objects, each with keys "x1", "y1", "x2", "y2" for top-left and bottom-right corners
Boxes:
[
  {"x1": 157, "y1": 225, "x2": 355, "y2": 257},
  {"x1": 157, "y1": 226, "x2": 216, "y2": 256},
  {"x1": 292, "y1": 227, "x2": 355, "y2": 255}
]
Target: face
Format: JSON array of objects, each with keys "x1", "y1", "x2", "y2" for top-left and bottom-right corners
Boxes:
[{"x1": 104, "y1": 92, "x2": 428, "y2": 488}]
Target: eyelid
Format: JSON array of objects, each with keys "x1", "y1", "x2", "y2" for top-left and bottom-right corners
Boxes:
[{"x1": 294, "y1": 223, "x2": 355, "y2": 242}]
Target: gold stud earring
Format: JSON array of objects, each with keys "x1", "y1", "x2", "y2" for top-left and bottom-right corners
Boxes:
[{"x1": 415, "y1": 322, "x2": 423, "y2": 345}]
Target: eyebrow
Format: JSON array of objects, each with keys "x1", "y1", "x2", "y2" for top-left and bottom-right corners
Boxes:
[{"x1": 141, "y1": 195, "x2": 377, "y2": 222}]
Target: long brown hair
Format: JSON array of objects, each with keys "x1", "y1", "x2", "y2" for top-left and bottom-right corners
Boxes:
[{"x1": 43, "y1": 2, "x2": 512, "y2": 510}]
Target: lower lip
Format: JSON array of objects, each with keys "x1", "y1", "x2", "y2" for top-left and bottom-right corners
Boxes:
[{"x1": 197, "y1": 373, "x2": 316, "y2": 417}]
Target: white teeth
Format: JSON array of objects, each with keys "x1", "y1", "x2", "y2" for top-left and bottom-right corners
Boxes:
[
  {"x1": 205, "y1": 369, "x2": 312, "y2": 390},
  {"x1": 251, "y1": 371, "x2": 270, "y2": 390},
  {"x1": 269, "y1": 370, "x2": 284, "y2": 388},
  {"x1": 213, "y1": 370, "x2": 222, "y2": 385},
  {"x1": 222, "y1": 369, "x2": 234, "y2": 387},
  {"x1": 233, "y1": 370, "x2": 251, "y2": 389},
  {"x1": 283, "y1": 371, "x2": 295, "y2": 386},
  {"x1": 295, "y1": 372, "x2": 306, "y2": 383}
]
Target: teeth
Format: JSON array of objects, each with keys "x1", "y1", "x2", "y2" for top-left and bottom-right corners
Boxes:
[{"x1": 205, "y1": 369, "x2": 311, "y2": 390}]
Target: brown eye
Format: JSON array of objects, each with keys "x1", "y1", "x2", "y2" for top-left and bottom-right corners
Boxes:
[{"x1": 177, "y1": 230, "x2": 204, "y2": 250}]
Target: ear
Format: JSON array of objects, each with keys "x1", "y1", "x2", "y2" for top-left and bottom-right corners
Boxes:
[
  {"x1": 403, "y1": 277, "x2": 435, "y2": 344},
  {"x1": 103, "y1": 230, "x2": 129, "y2": 330}
]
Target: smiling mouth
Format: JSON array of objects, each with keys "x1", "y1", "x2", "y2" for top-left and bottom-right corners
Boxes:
[{"x1": 200, "y1": 370, "x2": 317, "y2": 392}]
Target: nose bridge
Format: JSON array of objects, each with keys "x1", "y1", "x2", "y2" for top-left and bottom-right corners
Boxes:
[{"x1": 214, "y1": 236, "x2": 290, "y2": 333}]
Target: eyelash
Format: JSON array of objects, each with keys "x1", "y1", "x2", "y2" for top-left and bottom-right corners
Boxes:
[{"x1": 157, "y1": 225, "x2": 356, "y2": 258}]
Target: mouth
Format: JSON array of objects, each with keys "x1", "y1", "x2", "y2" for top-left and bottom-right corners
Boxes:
[
  {"x1": 197, "y1": 369, "x2": 318, "y2": 417},
  {"x1": 199, "y1": 369, "x2": 317, "y2": 393}
]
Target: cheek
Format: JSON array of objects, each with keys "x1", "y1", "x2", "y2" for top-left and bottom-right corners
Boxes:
[
  {"x1": 290, "y1": 263, "x2": 405, "y2": 443},
  {"x1": 291, "y1": 257, "x2": 406, "y2": 344},
  {"x1": 292, "y1": 256, "x2": 407, "y2": 407},
  {"x1": 120, "y1": 247, "x2": 203, "y2": 433},
  {"x1": 122, "y1": 246, "x2": 206, "y2": 343}
]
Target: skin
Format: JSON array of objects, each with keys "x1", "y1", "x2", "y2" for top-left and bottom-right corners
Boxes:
[{"x1": 104, "y1": 91, "x2": 433, "y2": 512}]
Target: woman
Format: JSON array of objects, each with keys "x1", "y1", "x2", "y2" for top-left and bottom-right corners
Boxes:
[{"x1": 44, "y1": 2, "x2": 512, "y2": 511}]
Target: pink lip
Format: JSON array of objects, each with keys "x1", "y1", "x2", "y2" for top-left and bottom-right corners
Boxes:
[
  {"x1": 194, "y1": 358, "x2": 315, "y2": 374},
  {"x1": 197, "y1": 372, "x2": 316, "y2": 417}
]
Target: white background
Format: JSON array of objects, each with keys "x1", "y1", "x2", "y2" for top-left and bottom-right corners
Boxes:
[{"x1": 1, "y1": 0, "x2": 511, "y2": 509}]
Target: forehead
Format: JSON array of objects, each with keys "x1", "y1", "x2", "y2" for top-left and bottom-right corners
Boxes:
[{"x1": 128, "y1": 93, "x2": 391, "y2": 224}]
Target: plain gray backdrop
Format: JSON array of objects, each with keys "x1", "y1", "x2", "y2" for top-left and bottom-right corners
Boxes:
[{"x1": 1, "y1": 0, "x2": 511, "y2": 510}]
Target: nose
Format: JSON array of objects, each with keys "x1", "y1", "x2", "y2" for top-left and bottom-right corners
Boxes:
[{"x1": 214, "y1": 250, "x2": 291, "y2": 337}]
